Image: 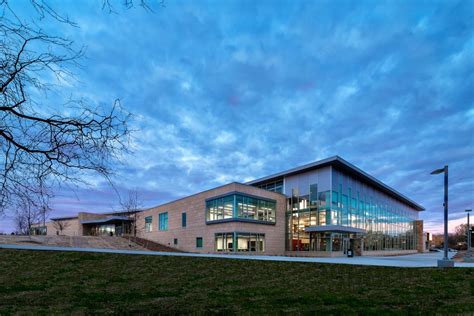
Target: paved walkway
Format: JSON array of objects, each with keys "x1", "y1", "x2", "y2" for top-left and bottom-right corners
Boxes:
[{"x1": 1, "y1": 243, "x2": 473, "y2": 268}]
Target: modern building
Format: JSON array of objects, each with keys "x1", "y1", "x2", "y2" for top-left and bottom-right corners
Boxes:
[
  {"x1": 38, "y1": 156, "x2": 427, "y2": 256},
  {"x1": 247, "y1": 156, "x2": 425, "y2": 256}
]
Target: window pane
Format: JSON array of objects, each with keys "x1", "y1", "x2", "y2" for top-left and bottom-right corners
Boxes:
[
  {"x1": 182, "y1": 212, "x2": 187, "y2": 227},
  {"x1": 223, "y1": 196, "x2": 233, "y2": 219},
  {"x1": 159, "y1": 212, "x2": 168, "y2": 231},
  {"x1": 196, "y1": 237, "x2": 203, "y2": 248},
  {"x1": 145, "y1": 216, "x2": 152, "y2": 232},
  {"x1": 236, "y1": 233, "x2": 265, "y2": 252}
]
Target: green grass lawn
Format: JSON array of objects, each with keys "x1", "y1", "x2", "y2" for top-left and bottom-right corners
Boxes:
[{"x1": 0, "y1": 250, "x2": 473, "y2": 314}]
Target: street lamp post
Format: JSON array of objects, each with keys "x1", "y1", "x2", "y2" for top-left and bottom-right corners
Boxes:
[
  {"x1": 466, "y1": 209, "x2": 472, "y2": 251},
  {"x1": 431, "y1": 165, "x2": 454, "y2": 267}
]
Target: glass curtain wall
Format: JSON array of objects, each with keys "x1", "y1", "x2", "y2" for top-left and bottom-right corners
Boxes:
[
  {"x1": 286, "y1": 186, "x2": 331, "y2": 251},
  {"x1": 286, "y1": 183, "x2": 418, "y2": 252}
]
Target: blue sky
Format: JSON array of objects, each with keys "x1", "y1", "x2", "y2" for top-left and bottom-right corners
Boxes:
[{"x1": 1, "y1": 0, "x2": 473, "y2": 233}]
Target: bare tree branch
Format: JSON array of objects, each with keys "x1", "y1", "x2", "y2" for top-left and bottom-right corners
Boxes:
[
  {"x1": 52, "y1": 219, "x2": 71, "y2": 234},
  {"x1": 120, "y1": 189, "x2": 143, "y2": 238},
  {"x1": 0, "y1": 2, "x2": 132, "y2": 216}
]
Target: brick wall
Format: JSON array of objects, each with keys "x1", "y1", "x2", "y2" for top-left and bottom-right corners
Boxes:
[{"x1": 136, "y1": 182, "x2": 287, "y2": 256}]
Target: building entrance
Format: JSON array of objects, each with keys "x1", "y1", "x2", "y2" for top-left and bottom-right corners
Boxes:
[
  {"x1": 342, "y1": 237, "x2": 350, "y2": 255},
  {"x1": 343, "y1": 237, "x2": 362, "y2": 256}
]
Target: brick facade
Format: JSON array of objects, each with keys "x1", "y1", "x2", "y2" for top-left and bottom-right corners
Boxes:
[{"x1": 135, "y1": 182, "x2": 287, "y2": 256}]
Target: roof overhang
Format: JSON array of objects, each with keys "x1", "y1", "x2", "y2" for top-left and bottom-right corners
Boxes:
[
  {"x1": 80, "y1": 216, "x2": 132, "y2": 225},
  {"x1": 305, "y1": 225, "x2": 367, "y2": 234},
  {"x1": 51, "y1": 216, "x2": 78, "y2": 221},
  {"x1": 246, "y1": 156, "x2": 425, "y2": 211},
  {"x1": 51, "y1": 210, "x2": 143, "y2": 222}
]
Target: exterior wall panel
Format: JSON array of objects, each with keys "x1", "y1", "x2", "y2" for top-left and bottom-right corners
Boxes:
[
  {"x1": 284, "y1": 166, "x2": 331, "y2": 196},
  {"x1": 45, "y1": 218, "x2": 80, "y2": 236}
]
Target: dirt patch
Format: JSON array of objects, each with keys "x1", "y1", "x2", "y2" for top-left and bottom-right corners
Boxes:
[{"x1": 18, "y1": 240, "x2": 43, "y2": 245}]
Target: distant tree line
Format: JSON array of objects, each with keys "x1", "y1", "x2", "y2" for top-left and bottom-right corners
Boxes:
[{"x1": 431, "y1": 224, "x2": 472, "y2": 250}]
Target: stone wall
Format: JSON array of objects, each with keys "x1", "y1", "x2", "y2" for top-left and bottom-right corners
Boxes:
[{"x1": 415, "y1": 220, "x2": 426, "y2": 253}]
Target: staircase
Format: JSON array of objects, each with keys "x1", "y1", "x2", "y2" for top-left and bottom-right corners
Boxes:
[{"x1": 124, "y1": 236, "x2": 184, "y2": 252}]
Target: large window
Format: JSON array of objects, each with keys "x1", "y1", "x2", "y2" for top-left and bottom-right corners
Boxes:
[
  {"x1": 215, "y1": 232, "x2": 234, "y2": 251},
  {"x1": 145, "y1": 216, "x2": 152, "y2": 232},
  {"x1": 98, "y1": 224, "x2": 115, "y2": 236},
  {"x1": 206, "y1": 194, "x2": 276, "y2": 224},
  {"x1": 215, "y1": 232, "x2": 265, "y2": 252},
  {"x1": 237, "y1": 195, "x2": 276, "y2": 222},
  {"x1": 159, "y1": 212, "x2": 168, "y2": 231},
  {"x1": 206, "y1": 195, "x2": 234, "y2": 221},
  {"x1": 236, "y1": 233, "x2": 265, "y2": 252}
]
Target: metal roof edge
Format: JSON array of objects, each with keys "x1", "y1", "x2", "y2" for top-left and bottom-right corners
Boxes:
[{"x1": 246, "y1": 156, "x2": 425, "y2": 211}]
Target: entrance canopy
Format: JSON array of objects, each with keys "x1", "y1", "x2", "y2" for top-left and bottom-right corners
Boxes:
[
  {"x1": 305, "y1": 225, "x2": 366, "y2": 234},
  {"x1": 80, "y1": 216, "x2": 132, "y2": 225}
]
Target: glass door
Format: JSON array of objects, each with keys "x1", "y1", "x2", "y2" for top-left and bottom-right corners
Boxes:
[{"x1": 342, "y1": 237, "x2": 350, "y2": 254}]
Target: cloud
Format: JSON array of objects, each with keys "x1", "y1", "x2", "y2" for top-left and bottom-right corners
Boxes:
[{"x1": 1, "y1": 0, "x2": 473, "y2": 233}]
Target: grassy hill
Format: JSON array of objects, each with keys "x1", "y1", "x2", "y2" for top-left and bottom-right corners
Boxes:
[{"x1": 0, "y1": 249, "x2": 473, "y2": 314}]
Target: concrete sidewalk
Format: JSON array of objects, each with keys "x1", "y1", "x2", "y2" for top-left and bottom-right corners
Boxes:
[{"x1": 1, "y1": 243, "x2": 473, "y2": 268}]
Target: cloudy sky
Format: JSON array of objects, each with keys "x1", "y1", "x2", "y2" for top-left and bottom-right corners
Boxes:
[{"x1": 1, "y1": 0, "x2": 473, "y2": 233}]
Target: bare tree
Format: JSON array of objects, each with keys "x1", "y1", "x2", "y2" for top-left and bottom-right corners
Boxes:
[
  {"x1": 14, "y1": 212, "x2": 29, "y2": 235},
  {"x1": 52, "y1": 219, "x2": 71, "y2": 235},
  {"x1": 120, "y1": 189, "x2": 143, "y2": 241},
  {"x1": 14, "y1": 194, "x2": 42, "y2": 235},
  {"x1": 0, "y1": 2, "x2": 131, "y2": 216},
  {"x1": 454, "y1": 224, "x2": 468, "y2": 244},
  {"x1": 102, "y1": 0, "x2": 165, "y2": 13}
]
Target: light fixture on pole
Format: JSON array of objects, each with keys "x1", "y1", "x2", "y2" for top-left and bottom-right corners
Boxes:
[
  {"x1": 466, "y1": 209, "x2": 472, "y2": 251},
  {"x1": 430, "y1": 165, "x2": 454, "y2": 267}
]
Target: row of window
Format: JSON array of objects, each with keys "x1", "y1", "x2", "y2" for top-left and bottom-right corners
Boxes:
[
  {"x1": 143, "y1": 193, "x2": 278, "y2": 232},
  {"x1": 206, "y1": 194, "x2": 276, "y2": 223},
  {"x1": 257, "y1": 180, "x2": 283, "y2": 193},
  {"x1": 289, "y1": 189, "x2": 416, "y2": 229},
  {"x1": 144, "y1": 212, "x2": 187, "y2": 232},
  {"x1": 30, "y1": 226, "x2": 47, "y2": 235},
  {"x1": 215, "y1": 232, "x2": 265, "y2": 252}
]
